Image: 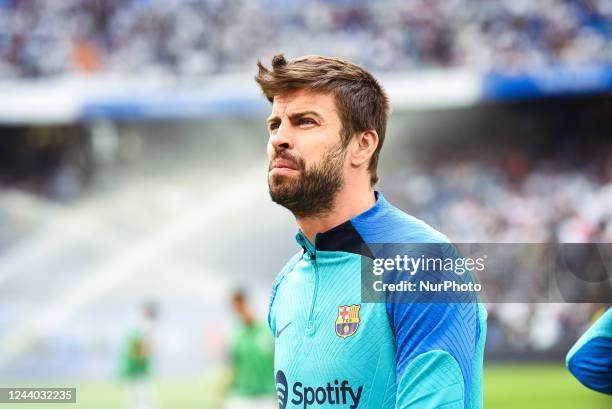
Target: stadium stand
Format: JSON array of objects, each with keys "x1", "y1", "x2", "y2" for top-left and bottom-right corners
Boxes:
[{"x1": 0, "y1": 0, "x2": 611, "y2": 78}]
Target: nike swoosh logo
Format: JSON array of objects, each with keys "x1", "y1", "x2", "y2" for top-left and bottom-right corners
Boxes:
[{"x1": 276, "y1": 322, "x2": 292, "y2": 338}]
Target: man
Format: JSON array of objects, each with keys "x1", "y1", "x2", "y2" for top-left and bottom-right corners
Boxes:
[
  {"x1": 226, "y1": 290, "x2": 276, "y2": 409},
  {"x1": 566, "y1": 306, "x2": 612, "y2": 395},
  {"x1": 255, "y1": 54, "x2": 487, "y2": 409},
  {"x1": 119, "y1": 302, "x2": 158, "y2": 409}
]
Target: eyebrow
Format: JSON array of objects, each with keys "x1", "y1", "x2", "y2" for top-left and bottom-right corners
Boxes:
[{"x1": 267, "y1": 110, "x2": 324, "y2": 125}]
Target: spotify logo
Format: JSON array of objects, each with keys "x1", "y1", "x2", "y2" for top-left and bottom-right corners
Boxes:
[
  {"x1": 276, "y1": 370, "x2": 289, "y2": 409},
  {"x1": 274, "y1": 370, "x2": 363, "y2": 408}
]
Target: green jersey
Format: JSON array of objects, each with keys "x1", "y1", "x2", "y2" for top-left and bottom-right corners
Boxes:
[
  {"x1": 120, "y1": 326, "x2": 153, "y2": 379},
  {"x1": 230, "y1": 320, "x2": 276, "y2": 397}
]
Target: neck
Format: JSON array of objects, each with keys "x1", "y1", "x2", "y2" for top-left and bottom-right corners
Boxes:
[{"x1": 296, "y1": 184, "x2": 376, "y2": 244}]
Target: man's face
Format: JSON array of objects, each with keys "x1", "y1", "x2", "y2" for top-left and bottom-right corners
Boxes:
[{"x1": 267, "y1": 89, "x2": 347, "y2": 217}]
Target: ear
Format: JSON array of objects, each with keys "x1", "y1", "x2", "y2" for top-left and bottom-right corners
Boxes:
[{"x1": 350, "y1": 129, "x2": 379, "y2": 169}]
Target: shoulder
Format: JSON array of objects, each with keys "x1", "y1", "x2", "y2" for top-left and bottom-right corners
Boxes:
[
  {"x1": 566, "y1": 308, "x2": 612, "y2": 394},
  {"x1": 567, "y1": 308, "x2": 612, "y2": 359},
  {"x1": 351, "y1": 196, "x2": 449, "y2": 244},
  {"x1": 271, "y1": 251, "x2": 302, "y2": 293}
]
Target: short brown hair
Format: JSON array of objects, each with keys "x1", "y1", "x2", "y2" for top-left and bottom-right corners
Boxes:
[{"x1": 255, "y1": 54, "x2": 390, "y2": 186}]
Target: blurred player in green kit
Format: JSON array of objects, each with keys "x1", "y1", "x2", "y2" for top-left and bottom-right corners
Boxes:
[
  {"x1": 119, "y1": 302, "x2": 159, "y2": 409},
  {"x1": 226, "y1": 290, "x2": 276, "y2": 409}
]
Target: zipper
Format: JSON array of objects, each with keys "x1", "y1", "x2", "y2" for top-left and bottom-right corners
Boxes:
[{"x1": 306, "y1": 241, "x2": 319, "y2": 335}]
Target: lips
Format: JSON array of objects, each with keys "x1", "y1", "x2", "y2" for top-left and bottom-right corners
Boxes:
[{"x1": 270, "y1": 159, "x2": 299, "y2": 171}]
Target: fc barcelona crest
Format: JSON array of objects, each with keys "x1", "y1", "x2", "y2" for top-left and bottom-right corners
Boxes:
[{"x1": 335, "y1": 304, "x2": 361, "y2": 339}]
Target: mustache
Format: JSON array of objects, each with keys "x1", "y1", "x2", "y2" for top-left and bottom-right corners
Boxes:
[{"x1": 269, "y1": 151, "x2": 305, "y2": 171}]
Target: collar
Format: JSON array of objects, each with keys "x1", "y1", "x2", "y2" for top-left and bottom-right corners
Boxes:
[{"x1": 294, "y1": 191, "x2": 385, "y2": 257}]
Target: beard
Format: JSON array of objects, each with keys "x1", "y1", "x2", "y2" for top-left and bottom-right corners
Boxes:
[{"x1": 268, "y1": 144, "x2": 346, "y2": 218}]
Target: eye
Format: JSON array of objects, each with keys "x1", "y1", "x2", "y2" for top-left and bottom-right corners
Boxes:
[
  {"x1": 268, "y1": 121, "x2": 280, "y2": 131},
  {"x1": 297, "y1": 118, "x2": 316, "y2": 126}
]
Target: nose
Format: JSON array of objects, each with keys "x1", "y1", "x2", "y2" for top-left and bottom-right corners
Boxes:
[{"x1": 269, "y1": 122, "x2": 293, "y2": 151}]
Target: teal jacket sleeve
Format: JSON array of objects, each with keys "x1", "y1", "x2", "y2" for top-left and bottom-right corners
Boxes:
[
  {"x1": 566, "y1": 308, "x2": 612, "y2": 395},
  {"x1": 387, "y1": 301, "x2": 486, "y2": 409}
]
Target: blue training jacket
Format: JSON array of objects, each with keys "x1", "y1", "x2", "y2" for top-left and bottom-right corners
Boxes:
[{"x1": 269, "y1": 192, "x2": 487, "y2": 408}]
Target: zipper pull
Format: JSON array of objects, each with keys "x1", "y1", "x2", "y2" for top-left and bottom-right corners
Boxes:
[{"x1": 306, "y1": 320, "x2": 315, "y2": 334}]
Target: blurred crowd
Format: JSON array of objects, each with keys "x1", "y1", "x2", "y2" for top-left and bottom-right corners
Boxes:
[
  {"x1": 1, "y1": 0, "x2": 611, "y2": 78},
  {"x1": 392, "y1": 150, "x2": 612, "y2": 243}
]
